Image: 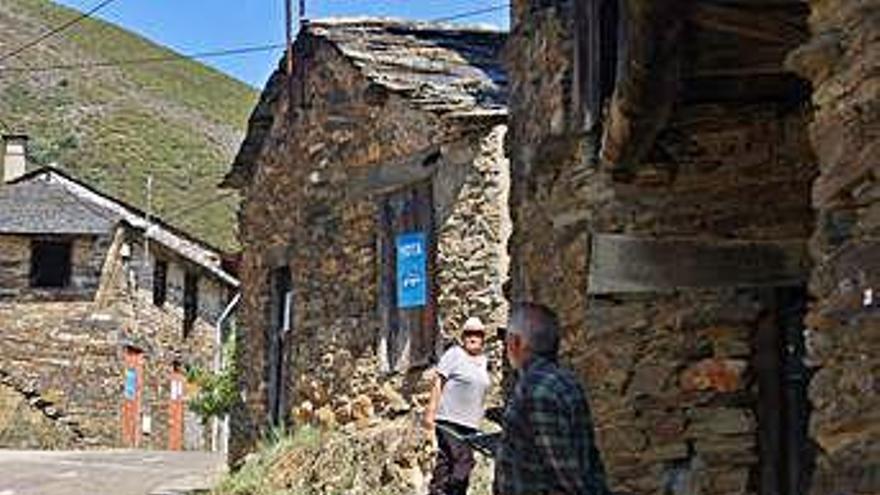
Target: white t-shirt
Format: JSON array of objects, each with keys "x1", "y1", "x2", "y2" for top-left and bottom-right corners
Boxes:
[{"x1": 436, "y1": 345, "x2": 490, "y2": 429}]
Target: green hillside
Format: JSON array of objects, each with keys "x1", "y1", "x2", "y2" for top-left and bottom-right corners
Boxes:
[{"x1": 0, "y1": 0, "x2": 260, "y2": 251}]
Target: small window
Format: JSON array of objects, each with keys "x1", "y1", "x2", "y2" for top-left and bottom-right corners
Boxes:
[
  {"x1": 272, "y1": 266, "x2": 293, "y2": 334},
  {"x1": 183, "y1": 272, "x2": 198, "y2": 337},
  {"x1": 153, "y1": 260, "x2": 168, "y2": 307},
  {"x1": 30, "y1": 240, "x2": 72, "y2": 288}
]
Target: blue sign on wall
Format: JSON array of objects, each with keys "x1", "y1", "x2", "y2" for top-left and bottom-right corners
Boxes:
[
  {"x1": 396, "y1": 232, "x2": 427, "y2": 309},
  {"x1": 124, "y1": 368, "x2": 137, "y2": 400}
]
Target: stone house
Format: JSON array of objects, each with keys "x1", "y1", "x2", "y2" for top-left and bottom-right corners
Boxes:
[
  {"x1": 507, "y1": 2, "x2": 876, "y2": 495},
  {"x1": 0, "y1": 135, "x2": 239, "y2": 451},
  {"x1": 223, "y1": 20, "x2": 509, "y2": 462}
]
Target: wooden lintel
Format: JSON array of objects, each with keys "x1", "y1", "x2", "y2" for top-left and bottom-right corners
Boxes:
[
  {"x1": 346, "y1": 141, "x2": 475, "y2": 199},
  {"x1": 346, "y1": 146, "x2": 441, "y2": 198},
  {"x1": 588, "y1": 234, "x2": 811, "y2": 294},
  {"x1": 691, "y1": 3, "x2": 808, "y2": 45}
]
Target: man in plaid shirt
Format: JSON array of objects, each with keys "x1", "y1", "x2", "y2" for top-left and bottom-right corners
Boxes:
[{"x1": 494, "y1": 303, "x2": 611, "y2": 495}]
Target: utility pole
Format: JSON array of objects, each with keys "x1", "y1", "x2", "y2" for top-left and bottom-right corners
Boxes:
[
  {"x1": 144, "y1": 173, "x2": 153, "y2": 280},
  {"x1": 285, "y1": 0, "x2": 293, "y2": 78}
]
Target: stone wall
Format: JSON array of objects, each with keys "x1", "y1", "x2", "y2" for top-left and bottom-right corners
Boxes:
[
  {"x1": 507, "y1": 2, "x2": 819, "y2": 494},
  {"x1": 0, "y1": 234, "x2": 108, "y2": 301},
  {"x1": 230, "y1": 37, "x2": 509, "y2": 463},
  {"x1": 0, "y1": 226, "x2": 228, "y2": 450},
  {"x1": 435, "y1": 124, "x2": 511, "y2": 344},
  {"x1": 788, "y1": 2, "x2": 880, "y2": 494}
]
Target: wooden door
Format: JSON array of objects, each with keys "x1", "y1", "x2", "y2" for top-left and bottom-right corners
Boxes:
[
  {"x1": 378, "y1": 181, "x2": 437, "y2": 372},
  {"x1": 168, "y1": 367, "x2": 185, "y2": 451},
  {"x1": 121, "y1": 347, "x2": 144, "y2": 447}
]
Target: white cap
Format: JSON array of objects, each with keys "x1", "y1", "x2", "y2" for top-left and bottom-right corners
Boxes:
[{"x1": 462, "y1": 316, "x2": 486, "y2": 333}]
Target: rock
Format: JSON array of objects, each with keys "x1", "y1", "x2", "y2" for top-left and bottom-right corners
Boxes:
[
  {"x1": 628, "y1": 363, "x2": 673, "y2": 397},
  {"x1": 334, "y1": 401, "x2": 354, "y2": 425},
  {"x1": 380, "y1": 382, "x2": 411, "y2": 415},
  {"x1": 293, "y1": 401, "x2": 315, "y2": 425},
  {"x1": 680, "y1": 359, "x2": 748, "y2": 393},
  {"x1": 351, "y1": 394, "x2": 374, "y2": 427},
  {"x1": 315, "y1": 406, "x2": 337, "y2": 431},
  {"x1": 687, "y1": 408, "x2": 756, "y2": 436}
]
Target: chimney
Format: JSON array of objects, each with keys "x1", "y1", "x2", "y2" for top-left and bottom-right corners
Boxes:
[{"x1": 2, "y1": 134, "x2": 28, "y2": 183}]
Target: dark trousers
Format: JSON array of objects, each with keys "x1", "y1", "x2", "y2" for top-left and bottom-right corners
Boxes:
[{"x1": 429, "y1": 421, "x2": 477, "y2": 495}]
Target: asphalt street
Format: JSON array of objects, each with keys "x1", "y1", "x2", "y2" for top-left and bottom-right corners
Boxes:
[{"x1": 0, "y1": 449, "x2": 225, "y2": 495}]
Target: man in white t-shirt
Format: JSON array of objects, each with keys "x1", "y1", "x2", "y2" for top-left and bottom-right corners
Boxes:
[{"x1": 425, "y1": 316, "x2": 491, "y2": 495}]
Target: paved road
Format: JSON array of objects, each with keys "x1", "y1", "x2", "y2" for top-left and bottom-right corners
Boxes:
[{"x1": 0, "y1": 450, "x2": 225, "y2": 495}]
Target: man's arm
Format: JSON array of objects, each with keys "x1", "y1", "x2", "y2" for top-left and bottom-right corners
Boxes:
[{"x1": 530, "y1": 390, "x2": 587, "y2": 495}]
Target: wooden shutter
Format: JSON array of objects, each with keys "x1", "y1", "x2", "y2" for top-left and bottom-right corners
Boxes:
[{"x1": 378, "y1": 181, "x2": 437, "y2": 372}]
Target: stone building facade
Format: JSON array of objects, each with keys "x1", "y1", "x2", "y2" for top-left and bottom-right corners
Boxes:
[
  {"x1": 507, "y1": 1, "x2": 876, "y2": 495},
  {"x1": 787, "y1": 2, "x2": 880, "y2": 494},
  {"x1": 0, "y1": 158, "x2": 238, "y2": 451},
  {"x1": 224, "y1": 20, "x2": 509, "y2": 463}
]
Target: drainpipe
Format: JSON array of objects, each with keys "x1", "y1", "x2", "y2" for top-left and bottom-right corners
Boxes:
[{"x1": 212, "y1": 291, "x2": 240, "y2": 454}]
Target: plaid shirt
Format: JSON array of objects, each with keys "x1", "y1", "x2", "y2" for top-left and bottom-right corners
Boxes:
[{"x1": 494, "y1": 356, "x2": 610, "y2": 495}]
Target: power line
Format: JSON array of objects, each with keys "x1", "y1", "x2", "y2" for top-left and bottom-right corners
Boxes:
[
  {"x1": 0, "y1": 0, "x2": 120, "y2": 65},
  {"x1": 159, "y1": 191, "x2": 238, "y2": 224},
  {"x1": 431, "y1": 3, "x2": 508, "y2": 24},
  {"x1": 0, "y1": 2, "x2": 509, "y2": 74},
  {"x1": 0, "y1": 43, "x2": 286, "y2": 73}
]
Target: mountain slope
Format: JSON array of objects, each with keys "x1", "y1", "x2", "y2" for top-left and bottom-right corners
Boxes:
[{"x1": 0, "y1": 0, "x2": 261, "y2": 251}]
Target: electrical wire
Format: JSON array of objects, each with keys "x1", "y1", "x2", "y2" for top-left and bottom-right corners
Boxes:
[
  {"x1": 0, "y1": 2, "x2": 509, "y2": 74},
  {"x1": 431, "y1": 3, "x2": 508, "y2": 24},
  {"x1": 0, "y1": 43, "x2": 287, "y2": 73},
  {"x1": 0, "y1": 0, "x2": 120, "y2": 65},
  {"x1": 159, "y1": 191, "x2": 238, "y2": 224}
]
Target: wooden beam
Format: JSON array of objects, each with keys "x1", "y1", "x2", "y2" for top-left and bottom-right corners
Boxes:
[
  {"x1": 572, "y1": 0, "x2": 617, "y2": 133},
  {"x1": 687, "y1": 28, "x2": 798, "y2": 77},
  {"x1": 346, "y1": 141, "x2": 475, "y2": 199},
  {"x1": 691, "y1": 3, "x2": 808, "y2": 45},
  {"x1": 600, "y1": 0, "x2": 688, "y2": 171},
  {"x1": 588, "y1": 234, "x2": 810, "y2": 294}
]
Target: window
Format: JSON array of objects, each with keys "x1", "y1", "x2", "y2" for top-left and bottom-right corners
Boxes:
[
  {"x1": 272, "y1": 266, "x2": 293, "y2": 334},
  {"x1": 267, "y1": 266, "x2": 293, "y2": 426},
  {"x1": 153, "y1": 260, "x2": 168, "y2": 307},
  {"x1": 30, "y1": 240, "x2": 72, "y2": 288},
  {"x1": 183, "y1": 272, "x2": 198, "y2": 337}
]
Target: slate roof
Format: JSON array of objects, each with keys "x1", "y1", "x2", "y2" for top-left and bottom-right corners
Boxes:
[
  {"x1": 0, "y1": 174, "x2": 116, "y2": 235},
  {"x1": 310, "y1": 19, "x2": 508, "y2": 115},
  {"x1": 0, "y1": 168, "x2": 238, "y2": 287},
  {"x1": 224, "y1": 19, "x2": 508, "y2": 189}
]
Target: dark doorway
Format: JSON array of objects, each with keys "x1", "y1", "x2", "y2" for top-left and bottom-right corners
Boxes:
[
  {"x1": 755, "y1": 287, "x2": 815, "y2": 495},
  {"x1": 153, "y1": 259, "x2": 168, "y2": 307},
  {"x1": 267, "y1": 265, "x2": 292, "y2": 427},
  {"x1": 30, "y1": 239, "x2": 72, "y2": 288},
  {"x1": 183, "y1": 272, "x2": 199, "y2": 338}
]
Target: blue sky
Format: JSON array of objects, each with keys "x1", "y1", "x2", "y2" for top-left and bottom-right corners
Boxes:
[{"x1": 54, "y1": 0, "x2": 510, "y2": 88}]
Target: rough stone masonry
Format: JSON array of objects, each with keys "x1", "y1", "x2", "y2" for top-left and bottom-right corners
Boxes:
[
  {"x1": 507, "y1": 1, "x2": 879, "y2": 494},
  {"x1": 224, "y1": 20, "x2": 510, "y2": 464}
]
